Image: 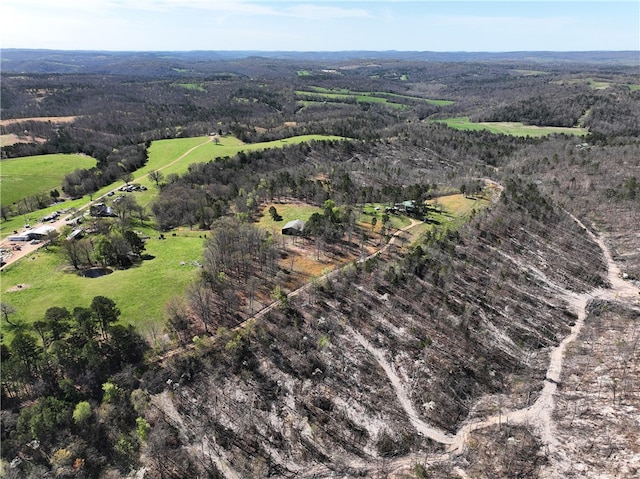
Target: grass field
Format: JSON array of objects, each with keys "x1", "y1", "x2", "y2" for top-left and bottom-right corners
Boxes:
[
  {"x1": 140, "y1": 134, "x2": 345, "y2": 179},
  {"x1": 256, "y1": 202, "x2": 323, "y2": 233},
  {"x1": 0, "y1": 134, "x2": 347, "y2": 238},
  {"x1": 1, "y1": 222, "x2": 205, "y2": 340},
  {"x1": 1, "y1": 153, "x2": 96, "y2": 206},
  {"x1": 296, "y1": 86, "x2": 453, "y2": 108},
  {"x1": 434, "y1": 117, "x2": 589, "y2": 137}
]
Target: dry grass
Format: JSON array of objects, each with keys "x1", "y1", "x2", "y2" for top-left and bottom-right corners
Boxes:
[
  {"x1": 0, "y1": 133, "x2": 46, "y2": 146},
  {"x1": 0, "y1": 115, "x2": 77, "y2": 127}
]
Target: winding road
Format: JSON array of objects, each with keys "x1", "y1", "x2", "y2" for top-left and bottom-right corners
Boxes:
[{"x1": 300, "y1": 212, "x2": 640, "y2": 478}]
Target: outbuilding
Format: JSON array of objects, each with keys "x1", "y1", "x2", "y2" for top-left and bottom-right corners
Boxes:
[
  {"x1": 26, "y1": 225, "x2": 57, "y2": 239},
  {"x1": 281, "y1": 219, "x2": 305, "y2": 236}
]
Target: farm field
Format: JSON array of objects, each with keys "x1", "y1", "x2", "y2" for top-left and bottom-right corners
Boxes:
[
  {"x1": 0, "y1": 153, "x2": 96, "y2": 206},
  {"x1": 296, "y1": 86, "x2": 453, "y2": 108},
  {"x1": 434, "y1": 117, "x2": 589, "y2": 137}
]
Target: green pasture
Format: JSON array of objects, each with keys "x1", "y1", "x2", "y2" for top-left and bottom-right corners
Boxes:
[
  {"x1": 553, "y1": 78, "x2": 614, "y2": 90},
  {"x1": 140, "y1": 134, "x2": 345, "y2": 180},
  {"x1": 296, "y1": 87, "x2": 453, "y2": 108},
  {"x1": 359, "y1": 204, "x2": 412, "y2": 230},
  {"x1": 0, "y1": 134, "x2": 348, "y2": 237},
  {"x1": 434, "y1": 117, "x2": 588, "y2": 137},
  {"x1": 1, "y1": 153, "x2": 96, "y2": 206},
  {"x1": 256, "y1": 202, "x2": 323, "y2": 234},
  {"x1": 1, "y1": 224, "x2": 205, "y2": 339},
  {"x1": 172, "y1": 82, "x2": 206, "y2": 92},
  {"x1": 511, "y1": 69, "x2": 548, "y2": 76},
  {"x1": 628, "y1": 84, "x2": 640, "y2": 91}
]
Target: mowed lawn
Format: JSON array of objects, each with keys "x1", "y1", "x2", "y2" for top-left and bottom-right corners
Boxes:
[
  {"x1": 1, "y1": 225, "x2": 206, "y2": 339},
  {"x1": 1, "y1": 153, "x2": 96, "y2": 205},
  {"x1": 435, "y1": 117, "x2": 588, "y2": 137}
]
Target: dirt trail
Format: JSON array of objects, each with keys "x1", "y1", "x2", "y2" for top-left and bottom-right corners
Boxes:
[
  {"x1": 349, "y1": 327, "x2": 456, "y2": 445},
  {"x1": 322, "y1": 215, "x2": 639, "y2": 478}
]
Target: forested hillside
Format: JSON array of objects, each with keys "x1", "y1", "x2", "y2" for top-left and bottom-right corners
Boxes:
[{"x1": 1, "y1": 52, "x2": 639, "y2": 479}]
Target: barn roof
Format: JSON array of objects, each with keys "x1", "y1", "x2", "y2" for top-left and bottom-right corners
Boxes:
[
  {"x1": 28, "y1": 225, "x2": 57, "y2": 237},
  {"x1": 282, "y1": 219, "x2": 305, "y2": 231}
]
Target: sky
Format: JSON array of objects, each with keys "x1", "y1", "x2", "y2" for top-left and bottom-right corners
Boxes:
[{"x1": 1, "y1": 0, "x2": 639, "y2": 52}]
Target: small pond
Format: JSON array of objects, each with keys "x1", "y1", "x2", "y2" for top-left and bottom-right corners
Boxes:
[{"x1": 81, "y1": 267, "x2": 113, "y2": 278}]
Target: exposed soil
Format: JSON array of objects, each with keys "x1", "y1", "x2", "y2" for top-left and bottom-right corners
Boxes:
[{"x1": 5, "y1": 283, "x2": 31, "y2": 292}]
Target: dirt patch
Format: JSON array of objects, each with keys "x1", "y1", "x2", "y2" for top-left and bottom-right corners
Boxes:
[
  {"x1": 0, "y1": 134, "x2": 47, "y2": 146},
  {"x1": 0, "y1": 116, "x2": 77, "y2": 127},
  {"x1": 6, "y1": 283, "x2": 31, "y2": 292}
]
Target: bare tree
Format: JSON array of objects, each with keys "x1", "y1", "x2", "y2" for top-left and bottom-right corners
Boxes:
[
  {"x1": 1, "y1": 303, "x2": 17, "y2": 326},
  {"x1": 148, "y1": 169, "x2": 164, "y2": 187},
  {"x1": 187, "y1": 284, "x2": 217, "y2": 335}
]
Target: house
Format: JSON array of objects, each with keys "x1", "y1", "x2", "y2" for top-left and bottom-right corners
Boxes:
[
  {"x1": 281, "y1": 219, "x2": 305, "y2": 236},
  {"x1": 90, "y1": 203, "x2": 115, "y2": 217}
]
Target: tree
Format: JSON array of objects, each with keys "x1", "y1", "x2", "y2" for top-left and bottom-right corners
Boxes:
[
  {"x1": 148, "y1": 169, "x2": 164, "y2": 186},
  {"x1": 43, "y1": 229, "x2": 60, "y2": 251},
  {"x1": 268, "y1": 205, "x2": 282, "y2": 221},
  {"x1": 61, "y1": 237, "x2": 94, "y2": 269},
  {"x1": 1, "y1": 302, "x2": 18, "y2": 326},
  {"x1": 91, "y1": 296, "x2": 120, "y2": 339},
  {"x1": 121, "y1": 172, "x2": 134, "y2": 186},
  {"x1": 124, "y1": 230, "x2": 145, "y2": 256},
  {"x1": 271, "y1": 285, "x2": 288, "y2": 309},
  {"x1": 73, "y1": 401, "x2": 92, "y2": 424},
  {"x1": 187, "y1": 284, "x2": 217, "y2": 334},
  {"x1": 10, "y1": 332, "x2": 41, "y2": 376},
  {"x1": 112, "y1": 194, "x2": 139, "y2": 230},
  {"x1": 164, "y1": 296, "x2": 191, "y2": 346}
]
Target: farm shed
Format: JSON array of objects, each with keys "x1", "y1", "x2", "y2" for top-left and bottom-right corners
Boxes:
[
  {"x1": 66, "y1": 228, "x2": 84, "y2": 240},
  {"x1": 282, "y1": 219, "x2": 305, "y2": 236},
  {"x1": 26, "y1": 225, "x2": 57, "y2": 239},
  {"x1": 7, "y1": 234, "x2": 30, "y2": 242}
]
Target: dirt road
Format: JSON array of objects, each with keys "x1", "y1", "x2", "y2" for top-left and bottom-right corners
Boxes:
[
  {"x1": 300, "y1": 213, "x2": 640, "y2": 478},
  {"x1": 0, "y1": 137, "x2": 213, "y2": 271}
]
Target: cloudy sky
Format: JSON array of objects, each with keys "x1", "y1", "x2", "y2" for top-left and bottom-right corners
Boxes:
[{"x1": 2, "y1": 0, "x2": 638, "y2": 52}]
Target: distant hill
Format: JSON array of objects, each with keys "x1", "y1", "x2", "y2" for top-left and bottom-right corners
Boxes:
[{"x1": 2, "y1": 49, "x2": 638, "y2": 76}]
